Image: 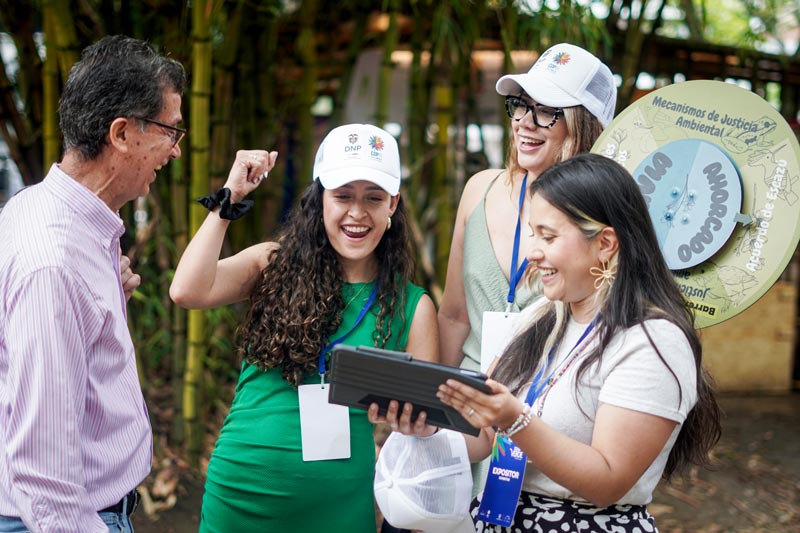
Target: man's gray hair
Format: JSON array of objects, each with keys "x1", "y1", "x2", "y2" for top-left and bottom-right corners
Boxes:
[{"x1": 58, "y1": 35, "x2": 186, "y2": 160}]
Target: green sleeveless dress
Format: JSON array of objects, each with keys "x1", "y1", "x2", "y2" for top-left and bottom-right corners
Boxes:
[{"x1": 199, "y1": 281, "x2": 425, "y2": 533}]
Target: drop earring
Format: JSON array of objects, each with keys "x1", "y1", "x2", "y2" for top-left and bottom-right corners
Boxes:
[
  {"x1": 386, "y1": 217, "x2": 392, "y2": 231},
  {"x1": 589, "y1": 260, "x2": 616, "y2": 290}
]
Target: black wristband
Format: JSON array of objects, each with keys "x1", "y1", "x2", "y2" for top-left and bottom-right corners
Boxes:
[{"x1": 197, "y1": 187, "x2": 254, "y2": 220}]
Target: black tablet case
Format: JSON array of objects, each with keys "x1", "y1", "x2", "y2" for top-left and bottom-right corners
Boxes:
[{"x1": 328, "y1": 345, "x2": 491, "y2": 436}]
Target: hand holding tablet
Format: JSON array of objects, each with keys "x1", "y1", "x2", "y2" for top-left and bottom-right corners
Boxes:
[{"x1": 328, "y1": 345, "x2": 491, "y2": 436}]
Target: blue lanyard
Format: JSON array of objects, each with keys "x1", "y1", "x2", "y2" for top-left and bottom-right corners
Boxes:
[
  {"x1": 317, "y1": 283, "x2": 379, "y2": 379},
  {"x1": 524, "y1": 320, "x2": 596, "y2": 405},
  {"x1": 506, "y1": 173, "x2": 529, "y2": 311}
]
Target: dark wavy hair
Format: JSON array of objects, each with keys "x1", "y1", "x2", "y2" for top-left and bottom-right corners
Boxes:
[
  {"x1": 237, "y1": 181, "x2": 414, "y2": 386},
  {"x1": 59, "y1": 35, "x2": 186, "y2": 160},
  {"x1": 492, "y1": 153, "x2": 721, "y2": 479}
]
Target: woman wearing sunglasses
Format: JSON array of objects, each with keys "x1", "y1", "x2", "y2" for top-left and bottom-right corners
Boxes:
[{"x1": 437, "y1": 42, "x2": 618, "y2": 496}]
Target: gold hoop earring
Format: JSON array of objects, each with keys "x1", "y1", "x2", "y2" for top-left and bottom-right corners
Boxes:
[
  {"x1": 386, "y1": 217, "x2": 392, "y2": 231},
  {"x1": 589, "y1": 260, "x2": 616, "y2": 290}
]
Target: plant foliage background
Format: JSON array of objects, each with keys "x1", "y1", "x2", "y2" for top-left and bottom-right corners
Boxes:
[{"x1": 0, "y1": 0, "x2": 797, "y2": 515}]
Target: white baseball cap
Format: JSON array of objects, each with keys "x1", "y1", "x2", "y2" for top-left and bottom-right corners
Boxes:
[
  {"x1": 313, "y1": 123, "x2": 401, "y2": 195},
  {"x1": 375, "y1": 430, "x2": 474, "y2": 533},
  {"x1": 495, "y1": 43, "x2": 617, "y2": 128}
]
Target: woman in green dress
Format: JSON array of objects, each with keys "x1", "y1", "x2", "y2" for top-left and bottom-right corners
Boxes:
[{"x1": 170, "y1": 124, "x2": 439, "y2": 532}]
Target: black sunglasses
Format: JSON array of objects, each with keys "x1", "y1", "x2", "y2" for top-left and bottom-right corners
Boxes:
[{"x1": 504, "y1": 96, "x2": 562, "y2": 128}]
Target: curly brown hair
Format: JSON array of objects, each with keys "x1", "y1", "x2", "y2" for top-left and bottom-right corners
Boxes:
[{"x1": 237, "y1": 181, "x2": 415, "y2": 387}]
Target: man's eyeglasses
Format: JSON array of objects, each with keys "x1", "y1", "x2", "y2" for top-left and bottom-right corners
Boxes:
[
  {"x1": 504, "y1": 96, "x2": 562, "y2": 128},
  {"x1": 136, "y1": 117, "x2": 187, "y2": 146}
]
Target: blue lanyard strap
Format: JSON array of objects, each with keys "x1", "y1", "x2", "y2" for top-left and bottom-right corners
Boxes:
[
  {"x1": 506, "y1": 173, "x2": 529, "y2": 310},
  {"x1": 317, "y1": 283, "x2": 379, "y2": 377},
  {"x1": 524, "y1": 320, "x2": 596, "y2": 405}
]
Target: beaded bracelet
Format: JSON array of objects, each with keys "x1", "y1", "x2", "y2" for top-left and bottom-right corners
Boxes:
[
  {"x1": 495, "y1": 403, "x2": 533, "y2": 439},
  {"x1": 197, "y1": 187, "x2": 254, "y2": 220}
]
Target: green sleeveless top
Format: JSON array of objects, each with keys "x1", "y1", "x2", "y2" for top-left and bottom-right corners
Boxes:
[
  {"x1": 199, "y1": 281, "x2": 425, "y2": 533},
  {"x1": 462, "y1": 174, "x2": 536, "y2": 371}
]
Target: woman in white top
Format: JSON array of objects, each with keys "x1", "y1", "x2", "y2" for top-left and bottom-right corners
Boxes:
[{"x1": 436, "y1": 153, "x2": 722, "y2": 532}]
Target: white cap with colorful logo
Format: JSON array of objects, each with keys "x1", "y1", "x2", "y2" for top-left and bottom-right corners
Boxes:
[
  {"x1": 495, "y1": 43, "x2": 617, "y2": 128},
  {"x1": 313, "y1": 123, "x2": 401, "y2": 195}
]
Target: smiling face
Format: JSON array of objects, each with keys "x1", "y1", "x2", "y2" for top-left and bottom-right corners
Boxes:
[
  {"x1": 119, "y1": 90, "x2": 183, "y2": 207},
  {"x1": 526, "y1": 193, "x2": 605, "y2": 322},
  {"x1": 322, "y1": 180, "x2": 399, "y2": 281},
  {"x1": 512, "y1": 93, "x2": 568, "y2": 178}
]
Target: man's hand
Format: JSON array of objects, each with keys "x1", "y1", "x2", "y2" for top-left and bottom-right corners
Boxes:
[{"x1": 120, "y1": 255, "x2": 141, "y2": 302}]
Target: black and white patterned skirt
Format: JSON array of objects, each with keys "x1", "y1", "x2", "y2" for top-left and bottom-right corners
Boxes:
[{"x1": 471, "y1": 491, "x2": 657, "y2": 532}]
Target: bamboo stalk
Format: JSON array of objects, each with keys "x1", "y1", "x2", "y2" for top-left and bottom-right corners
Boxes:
[
  {"x1": 295, "y1": 0, "x2": 319, "y2": 196},
  {"x1": 170, "y1": 157, "x2": 187, "y2": 447},
  {"x1": 184, "y1": 0, "x2": 213, "y2": 465},
  {"x1": 47, "y1": 0, "x2": 80, "y2": 83},
  {"x1": 375, "y1": 0, "x2": 399, "y2": 126}
]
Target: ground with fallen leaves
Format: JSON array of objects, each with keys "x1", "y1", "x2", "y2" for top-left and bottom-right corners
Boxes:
[{"x1": 132, "y1": 393, "x2": 799, "y2": 532}]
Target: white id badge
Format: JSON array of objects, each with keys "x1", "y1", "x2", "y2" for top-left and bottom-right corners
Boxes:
[
  {"x1": 480, "y1": 311, "x2": 521, "y2": 373},
  {"x1": 298, "y1": 383, "x2": 351, "y2": 461}
]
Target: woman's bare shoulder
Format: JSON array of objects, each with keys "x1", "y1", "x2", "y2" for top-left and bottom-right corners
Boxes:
[
  {"x1": 465, "y1": 168, "x2": 505, "y2": 191},
  {"x1": 458, "y1": 168, "x2": 506, "y2": 211}
]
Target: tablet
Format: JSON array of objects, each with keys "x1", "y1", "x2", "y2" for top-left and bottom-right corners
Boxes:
[{"x1": 328, "y1": 345, "x2": 491, "y2": 436}]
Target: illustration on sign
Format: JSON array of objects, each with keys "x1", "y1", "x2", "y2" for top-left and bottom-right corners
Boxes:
[{"x1": 593, "y1": 80, "x2": 800, "y2": 328}]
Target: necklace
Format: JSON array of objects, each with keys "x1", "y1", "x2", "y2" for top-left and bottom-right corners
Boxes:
[
  {"x1": 535, "y1": 328, "x2": 599, "y2": 417},
  {"x1": 344, "y1": 283, "x2": 369, "y2": 309}
]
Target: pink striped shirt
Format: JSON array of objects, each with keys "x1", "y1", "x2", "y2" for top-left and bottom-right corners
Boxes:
[{"x1": 0, "y1": 165, "x2": 152, "y2": 532}]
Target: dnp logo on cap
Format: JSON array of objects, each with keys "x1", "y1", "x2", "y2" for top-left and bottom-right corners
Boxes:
[
  {"x1": 343, "y1": 132, "x2": 361, "y2": 159},
  {"x1": 313, "y1": 123, "x2": 402, "y2": 195}
]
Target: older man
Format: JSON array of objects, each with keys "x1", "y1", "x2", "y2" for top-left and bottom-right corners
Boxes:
[{"x1": 0, "y1": 35, "x2": 183, "y2": 533}]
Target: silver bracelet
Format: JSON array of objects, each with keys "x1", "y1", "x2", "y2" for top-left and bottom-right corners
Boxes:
[{"x1": 496, "y1": 403, "x2": 533, "y2": 439}]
